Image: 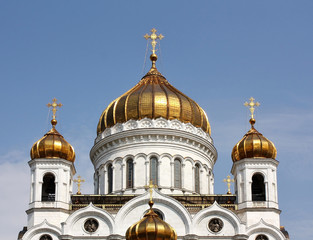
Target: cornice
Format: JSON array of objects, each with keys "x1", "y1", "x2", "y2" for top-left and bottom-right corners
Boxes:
[
  {"x1": 90, "y1": 126, "x2": 217, "y2": 166},
  {"x1": 95, "y1": 118, "x2": 213, "y2": 143}
]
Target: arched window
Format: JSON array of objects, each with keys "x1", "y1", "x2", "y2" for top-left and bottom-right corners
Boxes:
[
  {"x1": 107, "y1": 164, "x2": 113, "y2": 194},
  {"x1": 42, "y1": 173, "x2": 55, "y2": 201},
  {"x1": 126, "y1": 159, "x2": 134, "y2": 188},
  {"x1": 174, "y1": 159, "x2": 182, "y2": 188},
  {"x1": 252, "y1": 173, "x2": 266, "y2": 201},
  {"x1": 195, "y1": 164, "x2": 200, "y2": 193},
  {"x1": 150, "y1": 157, "x2": 158, "y2": 185}
]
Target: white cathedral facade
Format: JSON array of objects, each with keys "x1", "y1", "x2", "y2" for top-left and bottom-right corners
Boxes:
[{"x1": 18, "y1": 29, "x2": 290, "y2": 240}]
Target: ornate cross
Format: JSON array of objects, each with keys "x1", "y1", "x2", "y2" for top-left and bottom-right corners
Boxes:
[
  {"x1": 244, "y1": 97, "x2": 260, "y2": 119},
  {"x1": 145, "y1": 180, "x2": 157, "y2": 202},
  {"x1": 223, "y1": 175, "x2": 234, "y2": 194},
  {"x1": 47, "y1": 98, "x2": 63, "y2": 120},
  {"x1": 144, "y1": 28, "x2": 164, "y2": 54},
  {"x1": 74, "y1": 175, "x2": 85, "y2": 195}
]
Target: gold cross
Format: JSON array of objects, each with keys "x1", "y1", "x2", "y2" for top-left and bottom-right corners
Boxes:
[
  {"x1": 47, "y1": 98, "x2": 63, "y2": 120},
  {"x1": 223, "y1": 175, "x2": 234, "y2": 194},
  {"x1": 73, "y1": 175, "x2": 85, "y2": 195},
  {"x1": 145, "y1": 180, "x2": 157, "y2": 202},
  {"x1": 144, "y1": 28, "x2": 164, "y2": 55},
  {"x1": 244, "y1": 97, "x2": 260, "y2": 119}
]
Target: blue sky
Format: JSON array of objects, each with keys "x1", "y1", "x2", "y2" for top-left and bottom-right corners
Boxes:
[{"x1": 1, "y1": 1, "x2": 312, "y2": 239}]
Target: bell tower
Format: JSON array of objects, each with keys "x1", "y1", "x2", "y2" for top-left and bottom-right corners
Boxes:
[
  {"x1": 231, "y1": 98, "x2": 280, "y2": 228},
  {"x1": 27, "y1": 98, "x2": 76, "y2": 228}
]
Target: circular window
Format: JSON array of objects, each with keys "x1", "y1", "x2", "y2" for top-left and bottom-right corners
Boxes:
[
  {"x1": 84, "y1": 218, "x2": 99, "y2": 233},
  {"x1": 208, "y1": 218, "x2": 223, "y2": 233},
  {"x1": 256, "y1": 235, "x2": 268, "y2": 240},
  {"x1": 39, "y1": 235, "x2": 52, "y2": 240}
]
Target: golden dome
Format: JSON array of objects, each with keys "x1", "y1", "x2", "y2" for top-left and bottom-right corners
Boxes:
[
  {"x1": 30, "y1": 119, "x2": 75, "y2": 162},
  {"x1": 126, "y1": 201, "x2": 177, "y2": 240},
  {"x1": 231, "y1": 118, "x2": 277, "y2": 162},
  {"x1": 97, "y1": 55, "x2": 211, "y2": 135}
]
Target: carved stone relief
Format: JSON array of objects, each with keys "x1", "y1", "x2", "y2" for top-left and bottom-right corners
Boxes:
[
  {"x1": 208, "y1": 218, "x2": 223, "y2": 233},
  {"x1": 84, "y1": 218, "x2": 99, "y2": 233}
]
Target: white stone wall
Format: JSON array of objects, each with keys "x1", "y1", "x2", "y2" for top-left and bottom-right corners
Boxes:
[
  {"x1": 27, "y1": 158, "x2": 75, "y2": 228},
  {"x1": 231, "y1": 158, "x2": 280, "y2": 228},
  {"x1": 22, "y1": 190, "x2": 288, "y2": 240}
]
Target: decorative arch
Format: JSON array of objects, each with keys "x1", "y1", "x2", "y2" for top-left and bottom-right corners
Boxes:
[
  {"x1": 63, "y1": 203, "x2": 115, "y2": 236},
  {"x1": 115, "y1": 189, "x2": 193, "y2": 235},
  {"x1": 21, "y1": 220, "x2": 61, "y2": 240},
  {"x1": 247, "y1": 219, "x2": 287, "y2": 240},
  {"x1": 193, "y1": 201, "x2": 243, "y2": 235}
]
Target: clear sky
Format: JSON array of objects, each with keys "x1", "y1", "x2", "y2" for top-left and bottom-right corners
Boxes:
[{"x1": 0, "y1": 1, "x2": 312, "y2": 239}]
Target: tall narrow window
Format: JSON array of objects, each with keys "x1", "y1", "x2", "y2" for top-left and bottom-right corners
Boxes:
[
  {"x1": 126, "y1": 159, "x2": 134, "y2": 188},
  {"x1": 174, "y1": 159, "x2": 182, "y2": 188},
  {"x1": 195, "y1": 164, "x2": 200, "y2": 193},
  {"x1": 107, "y1": 164, "x2": 113, "y2": 194},
  {"x1": 252, "y1": 173, "x2": 266, "y2": 201},
  {"x1": 42, "y1": 173, "x2": 55, "y2": 201},
  {"x1": 150, "y1": 157, "x2": 158, "y2": 185}
]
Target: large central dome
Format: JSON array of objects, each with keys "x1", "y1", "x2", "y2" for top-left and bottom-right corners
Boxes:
[{"x1": 97, "y1": 54, "x2": 211, "y2": 135}]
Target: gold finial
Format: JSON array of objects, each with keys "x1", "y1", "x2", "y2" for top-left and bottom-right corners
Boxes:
[
  {"x1": 47, "y1": 98, "x2": 63, "y2": 127},
  {"x1": 144, "y1": 28, "x2": 164, "y2": 68},
  {"x1": 73, "y1": 175, "x2": 85, "y2": 195},
  {"x1": 244, "y1": 97, "x2": 260, "y2": 120},
  {"x1": 145, "y1": 180, "x2": 157, "y2": 208},
  {"x1": 223, "y1": 175, "x2": 234, "y2": 194}
]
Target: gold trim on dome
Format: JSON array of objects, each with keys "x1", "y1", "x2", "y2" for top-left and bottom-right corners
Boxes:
[
  {"x1": 231, "y1": 98, "x2": 276, "y2": 162},
  {"x1": 97, "y1": 70, "x2": 211, "y2": 135},
  {"x1": 30, "y1": 99, "x2": 75, "y2": 162},
  {"x1": 125, "y1": 193, "x2": 177, "y2": 240},
  {"x1": 97, "y1": 28, "x2": 211, "y2": 135}
]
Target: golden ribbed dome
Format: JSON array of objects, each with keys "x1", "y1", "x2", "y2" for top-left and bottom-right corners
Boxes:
[
  {"x1": 97, "y1": 55, "x2": 211, "y2": 135},
  {"x1": 231, "y1": 118, "x2": 277, "y2": 162},
  {"x1": 126, "y1": 201, "x2": 177, "y2": 240},
  {"x1": 30, "y1": 119, "x2": 75, "y2": 162}
]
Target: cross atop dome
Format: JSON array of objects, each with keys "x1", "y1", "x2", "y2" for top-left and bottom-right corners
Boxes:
[
  {"x1": 47, "y1": 98, "x2": 62, "y2": 127},
  {"x1": 244, "y1": 97, "x2": 260, "y2": 120},
  {"x1": 144, "y1": 28, "x2": 164, "y2": 55},
  {"x1": 144, "y1": 28, "x2": 164, "y2": 69}
]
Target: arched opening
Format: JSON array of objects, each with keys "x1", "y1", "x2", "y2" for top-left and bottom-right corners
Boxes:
[
  {"x1": 150, "y1": 157, "x2": 158, "y2": 185},
  {"x1": 126, "y1": 159, "x2": 134, "y2": 188},
  {"x1": 252, "y1": 173, "x2": 266, "y2": 201},
  {"x1": 107, "y1": 164, "x2": 113, "y2": 194},
  {"x1": 195, "y1": 164, "x2": 200, "y2": 193},
  {"x1": 42, "y1": 173, "x2": 55, "y2": 201},
  {"x1": 174, "y1": 159, "x2": 182, "y2": 188}
]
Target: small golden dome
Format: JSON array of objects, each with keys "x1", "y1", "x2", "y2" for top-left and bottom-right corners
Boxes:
[
  {"x1": 126, "y1": 201, "x2": 177, "y2": 240},
  {"x1": 97, "y1": 60, "x2": 211, "y2": 135},
  {"x1": 30, "y1": 119, "x2": 75, "y2": 162},
  {"x1": 231, "y1": 118, "x2": 277, "y2": 162}
]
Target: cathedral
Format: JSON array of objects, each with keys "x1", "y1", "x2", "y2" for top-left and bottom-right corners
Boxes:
[{"x1": 18, "y1": 29, "x2": 290, "y2": 240}]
